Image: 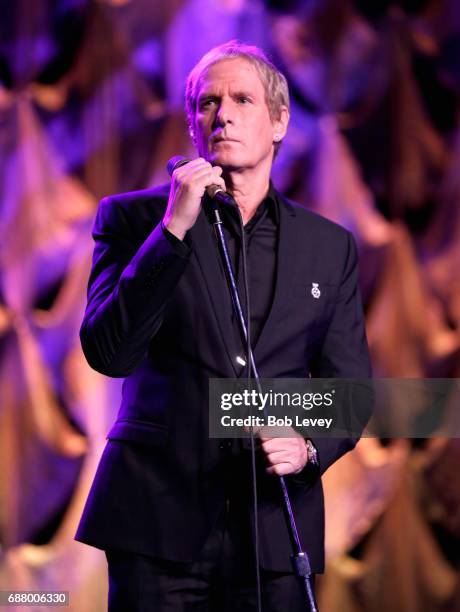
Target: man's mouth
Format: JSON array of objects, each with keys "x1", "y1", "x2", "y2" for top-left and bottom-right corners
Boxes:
[{"x1": 212, "y1": 134, "x2": 238, "y2": 144}]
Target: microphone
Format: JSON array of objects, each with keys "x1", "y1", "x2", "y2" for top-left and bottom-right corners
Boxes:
[{"x1": 166, "y1": 156, "x2": 236, "y2": 207}]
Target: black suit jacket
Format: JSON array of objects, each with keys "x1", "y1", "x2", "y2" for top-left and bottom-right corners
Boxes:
[{"x1": 75, "y1": 184, "x2": 371, "y2": 573}]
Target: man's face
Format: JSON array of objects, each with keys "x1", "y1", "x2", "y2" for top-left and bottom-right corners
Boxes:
[{"x1": 193, "y1": 58, "x2": 288, "y2": 171}]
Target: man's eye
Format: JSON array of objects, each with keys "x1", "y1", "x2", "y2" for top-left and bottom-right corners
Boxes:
[
  {"x1": 200, "y1": 99, "x2": 216, "y2": 110},
  {"x1": 238, "y1": 97, "x2": 250, "y2": 104}
]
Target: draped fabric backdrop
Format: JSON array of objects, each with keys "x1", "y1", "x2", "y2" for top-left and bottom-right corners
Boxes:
[{"x1": 0, "y1": 1, "x2": 459, "y2": 610}]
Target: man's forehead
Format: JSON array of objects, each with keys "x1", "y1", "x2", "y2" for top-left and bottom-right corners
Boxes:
[{"x1": 197, "y1": 58, "x2": 264, "y2": 95}]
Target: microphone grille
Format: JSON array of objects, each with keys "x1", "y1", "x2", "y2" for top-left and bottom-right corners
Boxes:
[{"x1": 167, "y1": 156, "x2": 189, "y2": 177}]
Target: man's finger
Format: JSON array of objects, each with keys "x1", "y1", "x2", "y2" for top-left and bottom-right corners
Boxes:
[
  {"x1": 264, "y1": 450, "x2": 293, "y2": 465},
  {"x1": 266, "y1": 462, "x2": 296, "y2": 476}
]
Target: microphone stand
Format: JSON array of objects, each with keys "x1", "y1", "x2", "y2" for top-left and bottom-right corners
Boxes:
[{"x1": 206, "y1": 193, "x2": 319, "y2": 612}]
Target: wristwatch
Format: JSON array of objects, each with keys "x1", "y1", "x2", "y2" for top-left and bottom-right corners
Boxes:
[{"x1": 305, "y1": 439, "x2": 319, "y2": 467}]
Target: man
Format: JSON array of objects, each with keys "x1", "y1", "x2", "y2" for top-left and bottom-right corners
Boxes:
[{"x1": 76, "y1": 40, "x2": 371, "y2": 611}]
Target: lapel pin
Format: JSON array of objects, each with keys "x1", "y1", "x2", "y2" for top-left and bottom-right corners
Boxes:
[{"x1": 311, "y1": 283, "x2": 321, "y2": 299}]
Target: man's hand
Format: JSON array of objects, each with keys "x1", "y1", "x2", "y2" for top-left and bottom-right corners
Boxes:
[
  {"x1": 163, "y1": 158, "x2": 226, "y2": 240},
  {"x1": 259, "y1": 426, "x2": 309, "y2": 476}
]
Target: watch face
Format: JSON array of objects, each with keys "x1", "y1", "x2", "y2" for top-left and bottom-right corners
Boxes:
[{"x1": 306, "y1": 440, "x2": 319, "y2": 465}]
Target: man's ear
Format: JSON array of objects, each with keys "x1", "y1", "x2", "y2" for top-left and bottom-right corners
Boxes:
[
  {"x1": 273, "y1": 105, "x2": 289, "y2": 143},
  {"x1": 189, "y1": 123, "x2": 197, "y2": 146}
]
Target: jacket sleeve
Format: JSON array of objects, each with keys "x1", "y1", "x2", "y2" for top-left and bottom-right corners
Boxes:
[
  {"x1": 308, "y1": 230, "x2": 372, "y2": 476},
  {"x1": 80, "y1": 195, "x2": 191, "y2": 377}
]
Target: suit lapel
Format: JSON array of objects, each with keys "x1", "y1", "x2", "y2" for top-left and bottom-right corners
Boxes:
[
  {"x1": 188, "y1": 206, "x2": 240, "y2": 377},
  {"x1": 188, "y1": 194, "x2": 306, "y2": 378},
  {"x1": 253, "y1": 197, "x2": 302, "y2": 364}
]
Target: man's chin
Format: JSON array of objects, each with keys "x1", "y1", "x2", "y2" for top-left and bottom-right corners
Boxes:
[{"x1": 208, "y1": 152, "x2": 243, "y2": 170}]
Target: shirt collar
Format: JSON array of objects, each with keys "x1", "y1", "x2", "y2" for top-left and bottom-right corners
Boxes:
[
  {"x1": 219, "y1": 181, "x2": 280, "y2": 227},
  {"x1": 266, "y1": 181, "x2": 280, "y2": 225}
]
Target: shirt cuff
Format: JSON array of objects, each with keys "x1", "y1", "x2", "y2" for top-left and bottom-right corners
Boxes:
[{"x1": 161, "y1": 222, "x2": 192, "y2": 258}]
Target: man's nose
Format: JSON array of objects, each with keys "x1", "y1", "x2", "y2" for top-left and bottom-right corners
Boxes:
[{"x1": 215, "y1": 100, "x2": 233, "y2": 126}]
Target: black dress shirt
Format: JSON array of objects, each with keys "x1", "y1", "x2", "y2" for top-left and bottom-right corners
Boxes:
[{"x1": 219, "y1": 185, "x2": 279, "y2": 351}]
